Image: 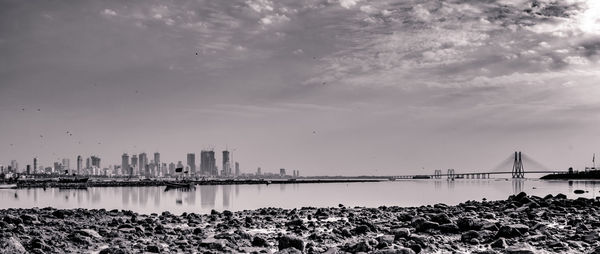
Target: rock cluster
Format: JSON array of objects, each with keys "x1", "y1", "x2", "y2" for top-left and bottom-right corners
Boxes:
[{"x1": 1, "y1": 192, "x2": 600, "y2": 253}]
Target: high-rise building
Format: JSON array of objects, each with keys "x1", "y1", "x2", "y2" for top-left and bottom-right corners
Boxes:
[
  {"x1": 77, "y1": 155, "x2": 82, "y2": 174},
  {"x1": 280, "y1": 168, "x2": 286, "y2": 177},
  {"x1": 54, "y1": 162, "x2": 62, "y2": 173},
  {"x1": 26, "y1": 165, "x2": 31, "y2": 175},
  {"x1": 86, "y1": 157, "x2": 91, "y2": 169},
  {"x1": 169, "y1": 162, "x2": 175, "y2": 175},
  {"x1": 187, "y1": 153, "x2": 196, "y2": 174},
  {"x1": 201, "y1": 150, "x2": 217, "y2": 176},
  {"x1": 138, "y1": 153, "x2": 147, "y2": 176},
  {"x1": 62, "y1": 158, "x2": 70, "y2": 173},
  {"x1": 131, "y1": 155, "x2": 138, "y2": 173},
  {"x1": 90, "y1": 156, "x2": 101, "y2": 168},
  {"x1": 10, "y1": 160, "x2": 18, "y2": 173},
  {"x1": 176, "y1": 161, "x2": 184, "y2": 170},
  {"x1": 257, "y1": 167, "x2": 261, "y2": 176},
  {"x1": 222, "y1": 150, "x2": 230, "y2": 176},
  {"x1": 235, "y1": 162, "x2": 240, "y2": 176},
  {"x1": 121, "y1": 153, "x2": 130, "y2": 176},
  {"x1": 33, "y1": 158, "x2": 38, "y2": 174},
  {"x1": 154, "y1": 152, "x2": 160, "y2": 167}
]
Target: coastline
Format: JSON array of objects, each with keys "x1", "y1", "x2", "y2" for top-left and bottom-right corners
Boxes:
[
  {"x1": 12, "y1": 178, "x2": 384, "y2": 189},
  {"x1": 1, "y1": 192, "x2": 599, "y2": 253}
]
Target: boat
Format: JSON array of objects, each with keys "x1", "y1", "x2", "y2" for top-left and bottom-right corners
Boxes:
[
  {"x1": 164, "y1": 182, "x2": 195, "y2": 191},
  {"x1": 412, "y1": 175, "x2": 431, "y2": 179},
  {"x1": 0, "y1": 184, "x2": 17, "y2": 189}
]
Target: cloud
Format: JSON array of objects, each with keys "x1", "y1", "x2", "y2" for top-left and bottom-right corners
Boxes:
[
  {"x1": 259, "y1": 13, "x2": 290, "y2": 25},
  {"x1": 102, "y1": 9, "x2": 117, "y2": 16},
  {"x1": 339, "y1": 0, "x2": 360, "y2": 9}
]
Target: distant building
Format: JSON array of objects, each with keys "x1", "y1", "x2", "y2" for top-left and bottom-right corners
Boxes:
[
  {"x1": 201, "y1": 150, "x2": 217, "y2": 176},
  {"x1": 77, "y1": 155, "x2": 82, "y2": 174},
  {"x1": 257, "y1": 167, "x2": 261, "y2": 176},
  {"x1": 177, "y1": 161, "x2": 184, "y2": 170},
  {"x1": 235, "y1": 162, "x2": 240, "y2": 176},
  {"x1": 86, "y1": 157, "x2": 91, "y2": 169},
  {"x1": 26, "y1": 165, "x2": 31, "y2": 175},
  {"x1": 121, "y1": 153, "x2": 130, "y2": 176},
  {"x1": 62, "y1": 158, "x2": 70, "y2": 173},
  {"x1": 222, "y1": 150, "x2": 230, "y2": 176},
  {"x1": 138, "y1": 153, "x2": 147, "y2": 176},
  {"x1": 154, "y1": 152, "x2": 160, "y2": 168},
  {"x1": 10, "y1": 160, "x2": 18, "y2": 173},
  {"x1": 33, "y1": 158, "x2": 38, "y2": 174},
  {"x1": 131, "y1": 155, "x2": 138, "y2": 172},
  {"x1": 54, "y1": 162, "x2": 62, "y2": 173},
  {"x1": 169, "y1": 162, "x2": 175, "y2": 176},
  {"x1": 90, "y1": 156, "x2": 101, "y2": 168},
  {"x1": 280, "y1": 168, "x2": 286, "y2": 177},
  {"x1": 187, "y1": 153, "x2": 196, "y2": 174}
]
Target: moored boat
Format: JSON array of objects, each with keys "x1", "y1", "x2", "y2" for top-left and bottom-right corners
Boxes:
[{"x1": 0, "y1": 184, "x2": 17, "y2": 189}]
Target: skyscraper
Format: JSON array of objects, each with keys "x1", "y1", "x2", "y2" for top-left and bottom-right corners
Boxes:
[
  {"x1": 169, "y1": 162, "x2": 175, "y2": 175},
  {"x1": 77, "y1": 155, "x2": 82, "y2": 174},
  {"x1": 90, "y1": 156, "x2": 101, "y2": 168},
  {"x1": 10, "y1": 160, "x2": 18, "y2": 173},
  {"x1": 131, "y1": 155, "x2": 138, "y2": 174},
  {"x1": 201, "y1": 150, "x2": 217, "y2": 176},
  {"x1": 187, "y1": 153, "x2": 196, "y2": 174},
  {"x1": 33, "y1": 158, "x2": 37, "y2": 174},
  {"x1": 235, "y1": 162, "x2": 240, "y2": 176},
  {"x1": 154, "y1": 152, "x2": 160, "y2": 167},
  {"x1": 257, "y1": 167, "x2": 261, "y2": 176},
  {"x1": 121, "y1": 153, "x2": 130, "y2": 176},
  {"x1": 222, "y1": 150, "x2": 230, "y2": 176},
  {"x1": 280, "y1": 168, "x2": 286, "y2": 177},
  {"x1": 138, "y1": 153, "x2": 147, "y2": 176},
  {"x1": 62, "y1": 158, "x2": 70, "y2": 173}
]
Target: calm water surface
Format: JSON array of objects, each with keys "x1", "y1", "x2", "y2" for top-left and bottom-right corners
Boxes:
[{"x1": 1, "y1": 179, "x2": 599, "y2": 214}]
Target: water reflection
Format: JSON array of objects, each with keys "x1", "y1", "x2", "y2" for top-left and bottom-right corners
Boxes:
[
  {"x1": 200, "y1": 185, "x2": 217, "y2": 208},
  {"x1": 512, "y1": 179, "x2": 524, "y2": 194},
  {"x1": 5, "y1": 180, "x2": 600, "y2": 214}
]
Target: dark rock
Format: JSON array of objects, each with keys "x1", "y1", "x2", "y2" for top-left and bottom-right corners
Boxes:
[
  {"x1": 374, "y1": 247, "x2": 416, "y2": 254},
  {"x1": 275, "y1": 247, "x2": 302, "y2": 254},
  {"x1": 461, "y1": 230, "x2": 480, "y2": 243},
  {"x1": 439, "y1": 223, "x2": 460, "y2": 233},
  {"x1": 99, "y1": 247, "x2": 130, "y2": 254},
  {"x1": 252, "y1": 236, "x2": 269, "y2": 247},
  {"x1": 146, "y1": 245, "x2": 161, "y2": 253},
  {"x1": 353, "y1": 225, "x2": 370, "y2": 235},
  {"x1": 392, "y1": 228, "x2": 411, "y2": 239},
  {"x1": 490, "y1": 237, "x2": 507, "y2": 249},
  {"x1": 278, "y1": 235, "x2": 304, "y2": 252}
]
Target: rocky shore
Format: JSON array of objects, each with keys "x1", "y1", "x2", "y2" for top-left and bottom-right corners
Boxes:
[{"x1": 2, "y1": 192, "x2": 600, "y2": 253}]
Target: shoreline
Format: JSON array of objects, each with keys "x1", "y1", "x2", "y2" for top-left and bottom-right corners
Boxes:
[
  {"x1": 12, "y1": 178, "x2": 384, "y2": 189},
  {"x1": 1, "y1": 192, "x2": 600, "y2": 253}
]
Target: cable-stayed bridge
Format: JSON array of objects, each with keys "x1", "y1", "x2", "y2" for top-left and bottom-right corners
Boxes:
[{"x1": 391, "y1": 151, "x2": 566, "y2": 180}]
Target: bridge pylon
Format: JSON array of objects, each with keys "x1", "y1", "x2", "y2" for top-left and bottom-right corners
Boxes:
[
  {"x1": 434, "y1": 169, "x2": 442, "y2": 179},
  {"x1": 512, "y1": 151, "x2": 524, "y2": 178},
  {"x1": 447, "y1": 168, "x2": 455, "y2": 180}
]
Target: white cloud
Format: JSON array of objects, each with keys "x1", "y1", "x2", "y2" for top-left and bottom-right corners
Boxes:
[
  {"x1": 339, "y1": 0, "x2": 360, "y2": 9},
  {"x1": 259, "y1": 13, "x2": 289, "y2": 25},
  {"x1": 564, "y1": 56, "x2": 590, "y2": 65},
  {"x1": 246, "y1": 0, "x2": 274, "y2": 13},
  {"x1": 102, "y1": 9, "x2": 117, "y2": 16},
  {"x1": 292, "y1": 49, "x2": 304, "y2": 55}
]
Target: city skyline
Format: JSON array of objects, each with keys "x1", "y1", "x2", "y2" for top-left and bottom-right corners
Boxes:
[{"x1": 2, "y1": 0, "x2": 600, "y2": 175}]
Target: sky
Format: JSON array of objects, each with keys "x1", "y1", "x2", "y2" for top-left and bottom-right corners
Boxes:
[{"x1": 1, "y1": 0, "x2": 600, "y2": 175}]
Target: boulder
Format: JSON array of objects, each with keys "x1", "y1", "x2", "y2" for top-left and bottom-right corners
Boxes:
[
  {"x1": 278, "y1": 235, "x2": 305, "y2": 252},
  {"x1": 0, "y1": 237, "x2": 26, "y2": 254}
]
